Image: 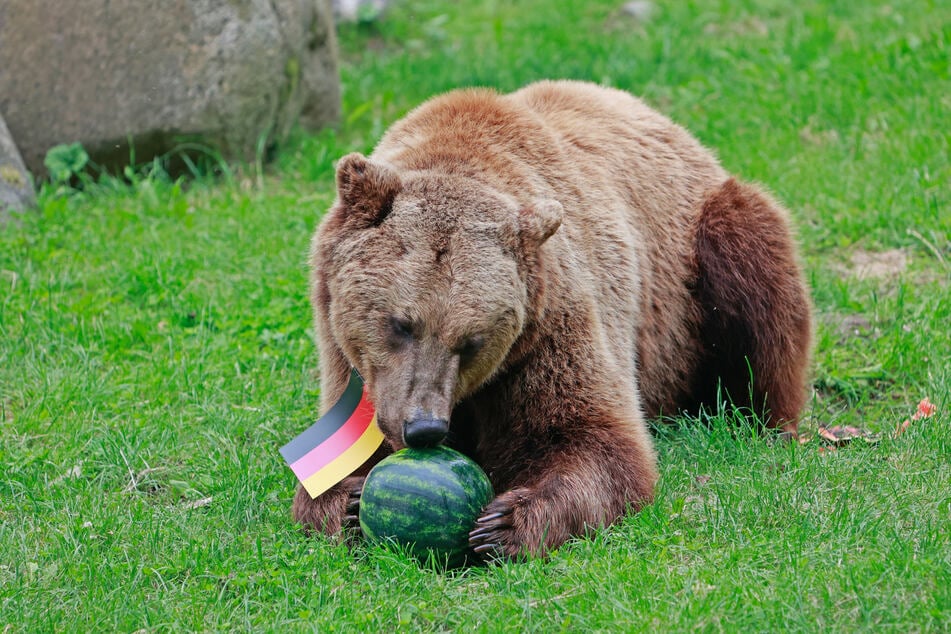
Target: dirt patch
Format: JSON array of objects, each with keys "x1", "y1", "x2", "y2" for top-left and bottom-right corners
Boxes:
[
  {"x1": 799, "y1": 123, "x2": 840, "y2": 147},
  {"x1": 846, "y1": 249, "x2": 908, "y2": 280},
  {"x1": 831, "y1": 313, "x2": 875, "y2": 341},
  {"x1": 703, "y1": 16, "x2": 770, "y2": 37}
]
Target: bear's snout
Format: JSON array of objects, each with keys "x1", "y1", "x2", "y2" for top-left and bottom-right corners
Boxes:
[{"x1": 402, "y1": 411, "x2": 449, "y2": 448}]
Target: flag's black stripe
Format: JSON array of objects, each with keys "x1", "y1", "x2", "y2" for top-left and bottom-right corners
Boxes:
[{"x1": 280, "y1": 368, "x2": 365, "y2": 464}]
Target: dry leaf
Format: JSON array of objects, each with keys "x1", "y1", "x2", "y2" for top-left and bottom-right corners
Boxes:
[
  {"x1": 912, "y1": 397, "x2": 937, "y2": 420},
  {"x1": 895, "y1": 397, "x2": 937, "y2": 437},
  {"x1": 817, "y1": 425, "x2": 880, "y2": 445}
]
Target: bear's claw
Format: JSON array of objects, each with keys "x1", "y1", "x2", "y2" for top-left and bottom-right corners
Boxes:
[
  {"x1": 468, "y1": 510, "x2": 512, "y2": 559},
  {"x1": 468, "y1": 525, "x2": 504, "y2": 542},
  {"x1": 468, "y1": 489, "x2": 529, "y2": 559},
  {"x1": 472, "y1": 543, "x2": 496, "y2": 553}
]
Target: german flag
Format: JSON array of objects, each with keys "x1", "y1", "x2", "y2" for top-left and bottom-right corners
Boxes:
[{"x1": 280, "y1": 369, "x2": 383, "y2": 498}]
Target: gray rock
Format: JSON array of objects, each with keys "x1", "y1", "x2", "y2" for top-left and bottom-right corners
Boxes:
[
  {"x1": 0, "y1": 112, "x2": 35, "y2": 223},
  {"x1": 0, "y1": 0, "x2": 341, "y2": 177}
]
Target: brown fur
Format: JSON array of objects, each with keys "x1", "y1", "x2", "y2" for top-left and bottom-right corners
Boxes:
[{"x1": 292, "y1": 80, "x2": 813, "y2": 557}]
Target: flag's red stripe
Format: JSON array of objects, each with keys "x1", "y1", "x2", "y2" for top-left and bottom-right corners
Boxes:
[{"x1": 289, "y1": 392, "x2": 376, "y2": 480}]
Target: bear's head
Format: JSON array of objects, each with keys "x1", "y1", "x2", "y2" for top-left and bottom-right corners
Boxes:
[{"x1": 315, "y1": 153, "x2": 562, "y2": 450}]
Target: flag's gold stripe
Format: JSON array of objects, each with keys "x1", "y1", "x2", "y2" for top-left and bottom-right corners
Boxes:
[{"x1": 301, "y1": 416, "x2": 384, "y2": 498}]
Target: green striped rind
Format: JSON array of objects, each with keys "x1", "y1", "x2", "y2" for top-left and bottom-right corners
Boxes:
[{"x1": 360, "y1": 446, "x2": 493, "y2": 567}]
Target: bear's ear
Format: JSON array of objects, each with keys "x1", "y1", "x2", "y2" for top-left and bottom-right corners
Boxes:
[
  {"x1": 518, "y1": 198, "x2": 563, "y2": 246},
  {"x1": 335, "y1": 153, "x2": 402, "y2": 228}
]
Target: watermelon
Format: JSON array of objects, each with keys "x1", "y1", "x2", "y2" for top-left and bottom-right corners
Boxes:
[{"x1": 359, "y1": 446, "x2": 493, "y2": 567}]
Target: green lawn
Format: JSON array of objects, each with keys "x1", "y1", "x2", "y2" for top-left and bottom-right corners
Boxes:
[{"x1": 2, "y1": 0, "x2": 949, "y2": 631}]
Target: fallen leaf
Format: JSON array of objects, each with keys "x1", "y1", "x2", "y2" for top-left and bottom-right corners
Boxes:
[
  {"x1": 894, "y1": 397, "x2": 937, "y2": 437},
  {"x1": 817, "y1": 425, "x2": 880, "y2": 445},
  {"x1": 912, "y1": 397, "x2": 937, "y2": 420}
]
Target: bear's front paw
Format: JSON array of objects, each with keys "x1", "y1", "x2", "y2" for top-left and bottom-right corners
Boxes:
[
  {"x1": 292, "y1": 475, "x2": 365, "y2": 540},
  {"x1": 468, "y1": 487, "x2": 532, "y2": 560},
  {"x1": 342, "y1": 479, "x2": 363, "y2": 536}
]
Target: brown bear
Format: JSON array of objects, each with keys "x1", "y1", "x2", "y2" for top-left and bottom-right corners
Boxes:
[{"x1": 292, "y1": 80, "x2": 812, "y2": 558}]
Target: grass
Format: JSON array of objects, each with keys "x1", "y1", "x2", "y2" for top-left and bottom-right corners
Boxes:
[{"x1": 1, "y1": 0, "x2": 949, "y2": 630}]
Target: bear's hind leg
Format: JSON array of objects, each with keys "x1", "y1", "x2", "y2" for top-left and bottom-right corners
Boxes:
[{"x1": 693, "y1": 178, "x2": 812, "y2": 432}]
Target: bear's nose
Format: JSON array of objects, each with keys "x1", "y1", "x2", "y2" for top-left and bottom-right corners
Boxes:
[{"x1": 402, "y1": 413, "x2": 449, "y2": 448}]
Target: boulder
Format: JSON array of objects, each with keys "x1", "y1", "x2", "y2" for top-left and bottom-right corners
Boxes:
[
  {"x1": 0, "y1": 112, "x2": 35, "y2": 223},
  {"x1": 0, "y1": 0, "x2": 341, "y2": 177}
]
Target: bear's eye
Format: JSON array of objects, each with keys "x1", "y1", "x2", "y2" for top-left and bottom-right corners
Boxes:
[
  {"x1": 455, "y1": 334, "x2": 486, "y2": 362},
  {"x1": 389, "y1": 316, "x2": 416, "y2": 341}
]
